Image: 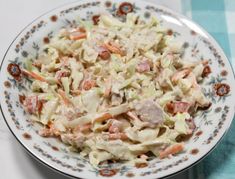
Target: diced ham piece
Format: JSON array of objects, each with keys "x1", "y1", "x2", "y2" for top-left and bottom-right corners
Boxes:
[
  {"x1": 55, "y1": 70, "x2": 70, "y2": 81},
  {"x1": 24, "y1": 96, "x2": 43, "y2": 114},
  {"x1": 108, "y1": 120, "x2": 122, "y2": 133},
  {"x1": 135, "y1": 100, "x2": 164, "y2": 127},
  {"x1": 136, "y1": 60, "x2": 150, "y2": 73},
  {"x1": 83, "y1": 80, "x2": 96, "y2": 90},
  {"x1": 166, "y1": 101, "x2": 191, "y2": 114},
  {"x1": 97, "y1": 46, "x2": 111, "y2": 60}
]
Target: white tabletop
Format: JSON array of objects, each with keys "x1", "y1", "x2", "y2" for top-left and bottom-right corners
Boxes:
[{"x1": 0, "y1": 0, "x2": 188, "y2": 178}]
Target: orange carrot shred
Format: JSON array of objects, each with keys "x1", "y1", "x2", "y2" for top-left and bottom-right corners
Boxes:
[
  {"x1": 94, "y1": 113, "x2": 113, "y2": 122},
  {"x1": 58, "y1": 89, "x2": 71, "y2": 106},
  {"x1": 69, "y1": 33, "x2": 86, "y2": 40},
  {"x1": 22, "y1": 69, "x2": 47, "y2": 82},
  {"x1": 104, "y1": 77, "x2": 112, "y2": 97},
  {"x1": 104, "y1": 43, "x2": 125, "y2": 56},
  {"x1": 159, "y1": 143, "x2": 184, "y2": 159}
]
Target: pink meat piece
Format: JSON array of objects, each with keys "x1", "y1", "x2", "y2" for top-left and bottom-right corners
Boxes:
[
  {"x1": 97, "y1": 46, "x2": 111, "y2": 60},
  {"x1": 135, "y1": 100, "x2": 163, "y2": 127},
  {"x1": 55, "y1": 70, "x2": 70, "y2": 81},
  {"x1": 24, "y1": 96, "x2": 41, "y2": 114},
  {"x1": 136, "y1": 60, "x2": 150, "y2": 73},
  {"x1": 166, "y1": 101, "x2": 191, "y2": 114}
]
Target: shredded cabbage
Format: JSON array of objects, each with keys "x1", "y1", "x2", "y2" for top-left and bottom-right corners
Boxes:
[{"x1": 22, "y1": 13, "x2": 210, "y2": 167}]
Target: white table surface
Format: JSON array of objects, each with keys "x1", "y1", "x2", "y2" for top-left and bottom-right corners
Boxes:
[{"x1": 0, "y1": 0, "x2": 188, "y2": 178}]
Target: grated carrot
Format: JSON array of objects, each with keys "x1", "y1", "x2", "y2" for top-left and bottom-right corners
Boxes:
[
  {"x1": 22, "y1": 69, "x2": 47, "y2": 82},
  {"x1": 159, "y1": 143, "x2": 184, "y2": 159},
  {"x1": 94, "y1": 113, "x2": 113, "y2": 122},
  {"x1": 103, "y1": 42, "x2": 125, "y2": 56},
  {"x1": 58, "y1": 89, "x2": 71, "y2": 106},
  {"x1": 69, "y1": 32, "x2": 87, "y2": 40}
]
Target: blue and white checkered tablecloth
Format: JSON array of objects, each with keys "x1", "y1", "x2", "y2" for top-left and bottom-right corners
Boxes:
[{"x1": 180, "y1": 0, "x2": 235, "y2": 179}]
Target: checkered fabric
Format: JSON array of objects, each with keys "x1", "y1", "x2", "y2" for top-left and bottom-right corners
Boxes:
[{"x1": 181, "y1": 1, "x2": 235, "y2": 178}]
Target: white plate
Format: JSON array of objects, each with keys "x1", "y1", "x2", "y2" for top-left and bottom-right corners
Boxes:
[{"x1": 0, "y1": 0, "x2": 235, "y2": 178}]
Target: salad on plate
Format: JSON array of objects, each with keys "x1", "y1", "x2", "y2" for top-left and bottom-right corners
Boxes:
[{"x1": 21, "y1": 13, "x2": 211, "y2": 167}]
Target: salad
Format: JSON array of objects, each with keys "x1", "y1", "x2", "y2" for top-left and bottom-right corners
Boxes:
[{"x1": 21, "y1": 13, "x2": 211, "y2": 167}]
